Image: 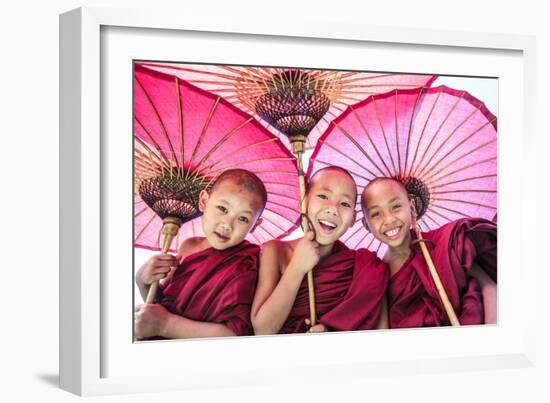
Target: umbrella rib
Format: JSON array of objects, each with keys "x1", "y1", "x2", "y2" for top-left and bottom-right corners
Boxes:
[
  {"x1": 367, "y1": 236, "x2": 376, "y2": 250},
  {"x1": 134, "y1": 118, "x2": 170, "y2": 167},
  {"x1": 429, "y1": 174, "x2": 497, "y2": 190},
  {"x1": 134, "y1": 206, "x2": 149, "y2": 218},
  {"x1": 343, "y1": 225, "x2": 364, "y2": 244},
  {"x1": 176, "y1": 76, "x2": 185, "y2": 171},
  {"x1": 247, "y1": 230, "x2": 262, "y2": 245},
  {"x1": 186, "y1": 96, "x2": 221, "y2": 177},
  {"x1": 432, "y1": 189, "x2": 497, "y2": 195},
  {"x1": 140, "y1": 62, "x2": 241, "y2": 81},
  {"x1": 375, "y1": 242, "x2": 382, "y2": 255},
  {"x1": 312, "y1": 157, "x2": 374, "y2": 183},
  {"x1": 411, "y1": 91, "x2": 464, "y2": 178},
  {"x1": 430, "y1": 203, "x2": 471, "y2": 218},
  {"x1": 423, "y1": 213, "x2": 442, "y2": 228},
  {"x1": 193, "y1": 117, "x2": 255, "y2": 173},
  {"x1": 266, "y1": 200, "x2": 301, "y2": 215},
  {"x1": 313, "y1": 142, "x2": 379, "y2": 180},
  {"x1": 428, "y1": 208, "x2": 454, "y2": 222},
  {"x1": 263, "y1": 207, "x2": 297, "y2": 225},
  {"x1": 268, "y1": 191, "x2": 302, "y2": 201},
  {"x1": 425, "y1": 139, "x2": 497, "y2": 184},
  {"x1": 418, "y1": 113, "x2": 496, "y2": 180},
  {"x1": 408, "y1": 89, "x2": 442, "y2": 178},
  {"x1": 426, "y1": 155, "x2": 496, "y2": 185},
  {"x1": 372, "y1": 95, "x2": 398, "y2": 175},
  {"x1": 195, "y1": 138, "x2": 288, "y2": 176},
  {"x1": 333, "y1": 118, "x2": 390, "y2": 177},
  {"x1": 134, "y1": 213, "x2": 157, "y2": 243},
  {"x1": 135, "y1": 76, "x2": 179, "y2": 167},
  {"x1": 352, "y1": 231, "x2": 370, "y2": 250},
  {"x1": 260, "y1": 214, "x2": 290, "y2": 234},
  {"x1": 134, "y1": 135, "x2": 167, "y2": 167},
  {"x1": 208, "y1": 157, "x2": 297, "y2": 176},
  {"x1": 403, "y1": 87, "x2": 425, "y2": 177},
  {"x1": 431, "y1": 197, "x2": 497, "y2": 210},
  {"x1": 420, "y1": 219, "x2": 432, "y2": 232},
  {"x1": 394, "y1": 90, "x2": 402, "y2": 177}
]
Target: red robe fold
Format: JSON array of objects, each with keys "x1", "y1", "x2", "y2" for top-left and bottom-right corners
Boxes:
[
  {"x1": 159, "y1": 241, "x2": 259, "y2": 336},
  {"x1": 280, "y1": 241, "x2": 388, "y2": 333},
  {"x1": 388, "y1": 218, "x2": 497, "y2": 328}
]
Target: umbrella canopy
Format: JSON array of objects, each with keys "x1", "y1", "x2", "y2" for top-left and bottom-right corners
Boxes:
[
  {"x1": 308, "y1": 85, "x2": 497, "y2": 256},
  {"x1": 134, "y1": 64, "x2": 301, "y2": 253},
  {"x1": 136, "y1": 62, "x2": 436, "y2": 149}
]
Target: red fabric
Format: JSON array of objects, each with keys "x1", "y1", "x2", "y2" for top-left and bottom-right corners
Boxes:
[
  {"x1": 280, "y1": 241, "x2": 388, "y2": 333},
  {"x1": 159, "y1": 241, "x2": 259, "y2": 336},
  {"x1": 388, "y1": 218, "x2": 497, "y2": 328}
]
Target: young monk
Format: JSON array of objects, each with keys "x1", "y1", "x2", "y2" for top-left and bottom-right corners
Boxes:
[
  {"x1": 360, "y1": 177, "x2": 497, "y2": 328},
  {"x1": 134, "y1": 169, "x2": 266, "y2": 339},
  {"x1": 251, "y1": 166, "x2": 388, "y2": 335}
]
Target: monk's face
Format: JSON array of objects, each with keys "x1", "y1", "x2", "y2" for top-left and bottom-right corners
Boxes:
[
  {"x1": 306, "y1": 169, "x2": 356, "y2": 246},
  {"x1": 198, "y1": 179, "x2": 263, "y2": 250},
  {"x1": 361, "y1": 179, "x2": 414, "y2": 250}
]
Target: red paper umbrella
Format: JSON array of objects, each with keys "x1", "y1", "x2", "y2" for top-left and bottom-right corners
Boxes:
[
  {"x1": 134, "y1": 64, "x2": 301, "y2": 257},
  {"x1": 309, "y1": 85, "x2": 497, "y2": 257},
  {"x1": 137, "y1": 62, "x2": 436, "y2": 149}
]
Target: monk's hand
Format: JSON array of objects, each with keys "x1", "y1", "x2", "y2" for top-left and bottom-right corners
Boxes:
[
  {"x1": 290, "y1": 230, "x2": 320, "y2": 275},
  {"x1": 305, "y1": 318, "x2": 328, "y2": 333},
  {"x1": 137, "y1": 254, "x2": 178, "y2": 286},
  {"x1": 134, "y1": 303, "x2": 172, "y2": 339}
]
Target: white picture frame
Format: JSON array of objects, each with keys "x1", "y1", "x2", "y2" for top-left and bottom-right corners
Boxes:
[{"x1": 60, "y1": 6, "x2": 536, "y2": 396}]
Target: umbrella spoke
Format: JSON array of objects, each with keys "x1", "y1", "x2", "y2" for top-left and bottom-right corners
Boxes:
[
  {"x1": 419, "y1": 116, "x2": 496, "y2": 180},
  {"x1": 349, "y1": 106, "x2": 395, "y2": 177},
  {"x1": 261, "y1": 180, "x2": 300, "y2": 189},
  {"x1": 195, "y1": 137, "x2": 290, "y2": 176},
  {"x1": 186, "y1": 97, "x2": 221, "y2": 177},
  {"x1": 134, "y1": 213, "x2": 157, "y2": 243},
  {"x1": 430, "y1": 203, "x2": 470, "y2": 218},
  {"x1": 411, "y1": 91, "x2": 464, "y2": 178},
  {"x1": 352, "y1": 230, "x2": 370, "y2": 250},
  {"x1": 343, "y1": 225, "x2": 364, "y2": 244},
  {"x1": 404, "y1": 88, "x2": 425, "y2": 177},
  {"x1": 134, "y1": 206, "x2": 149, "y2": 218},
  {"x1": 432, "y1": 197, "x2": 496, "y2": 210},
  {"x1": 263, "y1": 207, "x2": 298, "y2": 225},
  {"x1": 409, "y1": 89, "x2": 442, "y2": 178},
  {"x1": 135, "y1": 135, "x2": 168, "y2": 168},
  {"x1": 135, "y1": 76, "x2": 179, "y2": 167},
  {"x1": 425, "y1": 140, "x2": 496, "y2": 183},
  {"x1": 429, "y1": 174, "x2": 497, "y2": 190},
  {"x1": 134, "y1": 118, "x2": 170, "y2": 167},
  {"x1": 432, "y1": 189, "x2": 497, "y2": 195},
  {"x1": 426, "y1": 155, "x2": 496, "y2": 185},
  {"x1": 193, "y1": 117, "x2": 255, "y2": 173},
  {"x1": 423, "y1": 212, "x2": 442, "y2": 227},
  {"x1": 266, "y1": 200, "x2": 301, "y2": 215},
  {"x1": 175, "y1": 77, "x2": 185, "y2": 170},
  {"x1": 260, "y1": 215, "x2": 292, "y2": 234},
  {"x1": 313, "y1": 157, "x2": 375, "y2": 183},
  {"x1": 208, "y1": 157, "x2": 296, "y2": 175},
  {"x1": 428, "y1": 207, "x2": 454, "y2": 222},
  {"x1": 372, "y1": 95, "x2": 398, "y2": 175},
  {"x1": 394, "y1": 91, "x2": 402, "y2": 177}
]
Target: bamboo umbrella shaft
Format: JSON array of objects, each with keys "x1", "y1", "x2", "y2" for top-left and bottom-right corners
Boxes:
[
  {"x1": 414, "y1": 227, "x2": 460, "y2": 326},
  {"x1": 294, "y1": 146, "x2": 317, "y2": 327},
  {"x1": 145, "y1": 217, "x2": 182, "y2": 304}
]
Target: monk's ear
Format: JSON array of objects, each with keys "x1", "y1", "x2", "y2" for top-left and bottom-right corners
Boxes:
[
  {"x1": 250, "y1": 217, "x2": 263, "y2": 233},
  {"x1": 198, "y1": 190, "x2": 209, "y2": 212},
  {"x1": 409, "y1": 199, "x2": 417, "y2": 221}
]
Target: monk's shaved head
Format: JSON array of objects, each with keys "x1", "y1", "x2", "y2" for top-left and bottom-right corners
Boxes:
[
  {"x1": 309, "y1": 166, "x2": 357, "y2": 203},
  {"x1": 210, "y1": 169, "x2": 268, "y2": 213}
]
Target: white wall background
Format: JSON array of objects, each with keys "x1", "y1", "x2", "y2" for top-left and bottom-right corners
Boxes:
[{"x1": 2, "y1": 0, "x2": 547, "y2": 401}]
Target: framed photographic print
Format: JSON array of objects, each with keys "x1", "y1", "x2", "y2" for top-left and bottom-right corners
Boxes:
[{"x1": 60, "y1": 6, "x2": 536, "y2": 396}]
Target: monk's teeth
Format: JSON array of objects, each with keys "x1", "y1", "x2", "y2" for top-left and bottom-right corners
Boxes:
[
  {"x1": 384, "y1": 227, "x2": 400, "y2": 237},
  {"x1": 319, "y1": 219, "x2": 337, "y2": 228}
]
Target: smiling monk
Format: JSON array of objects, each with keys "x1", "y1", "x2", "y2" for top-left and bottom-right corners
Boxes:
[
  {"x1": 360, "y1": 177, "x2": 497, "y2": 328},
  {"x1": 251, "y1": 166, "x2": 388, "y2": 335}
]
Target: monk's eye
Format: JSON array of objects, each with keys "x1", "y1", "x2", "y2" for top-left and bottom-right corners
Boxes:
[
  {"x1": 392, "y1": 204, "x2": 402, "y2": 211},
  {"x1": 217, "y1": 205, "x2": 228, "y2": 214},
  {"x1": 341, "y1": 201, "x2": 352, "y2": 208},
  {"x1": 317, "y1": 194, "x2": 328, "y2": 200},
  {"x1": 238, "y1": 216, "x2": 249, "y2": 223},
  {"x1": 370, "y1": 211, "x2": 380, "y2": 218}
]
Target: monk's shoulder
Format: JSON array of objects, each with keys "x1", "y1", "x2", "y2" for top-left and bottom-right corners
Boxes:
[
  {"x1": 178, "y1": 236, "x2": 207, "y2": 258},
  {"x1": 260, "y1": 239, "x2": 292, "y2": 272}
]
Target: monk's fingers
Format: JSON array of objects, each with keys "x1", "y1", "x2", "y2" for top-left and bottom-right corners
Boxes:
[{"x1": 134, "y1": 304, "x2": 144, "y2": 313}]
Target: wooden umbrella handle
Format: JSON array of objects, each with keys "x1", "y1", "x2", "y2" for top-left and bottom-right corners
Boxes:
[
  {"x1": 413, "y1": 227, "x2": 460, "y2": 326},
  {"x1": 144, "y1": 217, "x2": 182, "y2": 305}
]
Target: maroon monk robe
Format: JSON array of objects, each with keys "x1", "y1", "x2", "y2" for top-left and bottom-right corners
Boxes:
[
  {"x1": 280, "y1": 241, "x2": 388, "y2": 333},
  {"x1": 388, "y1": 218, "x2": 497, "y2": 328},
  {"x1": 158, "y1": 241, "x2": 259, "y2": 336}
]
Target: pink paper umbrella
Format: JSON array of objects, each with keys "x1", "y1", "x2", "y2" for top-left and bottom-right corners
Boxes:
[
  {"x1": 308, "y1": 85, "x2": 497, "y2": 258},
  {"x1": 134, "y1": 64, "x2": 301, "y2": 261},
  {"x1": 137, "y1": 62, "x2": 437, "y2": 150}
]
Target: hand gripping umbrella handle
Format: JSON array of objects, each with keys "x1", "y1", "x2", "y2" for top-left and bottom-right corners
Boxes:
[
  {"x1": 145, "y1": 217, "x2": 182, "y2": 304},
  {"x1": 412, "y1": 217, "x2": 460, "y2": 326}
]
